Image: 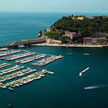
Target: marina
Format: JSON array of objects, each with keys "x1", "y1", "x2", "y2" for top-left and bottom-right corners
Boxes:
[
  {"x1": 0, "y1": 50, "x2": 23, "y2": 57},
  {"x1": 1, "y1": 51, "x2": 35, "y2": 61},
  {"x1": 0, "y1": 63, "x2": 11, "y2": 69},
  {"x1": 0, "y1": 69, "x2": 54, "y2": 89},
  {"x1": 32, "y1": 55, "x2": 63, "y2": 66},
  {"x1": 0, "y1": 68, "x2": 36, "y2": 82},
  {"x1": 0, "y1": 65, "x2": 24, "y2": 75},
  {"x1": 16, "y1": 54, "x2": 47, "y2": 64}
]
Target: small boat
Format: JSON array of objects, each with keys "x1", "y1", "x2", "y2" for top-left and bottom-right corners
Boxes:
[
  {"x1": 8, "y1": 87, "x2": 14, "y2": 91},
  {"x1": 67, "y1": 53, "x2": 72, "y2": 56},
  {"x1": 8, "y1": 104, "x2": 12, "y2": 108},
  {"x1": 83, "y1": 53, "x2": 90, "y2": 56},
  {"x1": 79, "y1": 67, "x2": 90, "y2": 76},
  {"x1": 18, "y1": 45, "x2": 25, "y2": 48}
]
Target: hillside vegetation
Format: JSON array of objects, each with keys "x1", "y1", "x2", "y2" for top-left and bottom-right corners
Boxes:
[{"x1": 44, "y1": 15, "x2": 108, "y2": 43}]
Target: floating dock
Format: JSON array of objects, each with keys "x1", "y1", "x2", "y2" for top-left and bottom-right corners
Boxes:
[
  {"x1": 0, "y1": 50, "x2": 23, "y2": 57},
  {"x1": 0, "y1": 68, "x2": 36, "y2": 82},
  {"x1": 0, "y1": 65, "x2": 24, "y2": 75},
  {"x1": 0, "y1": 63, "x2": 11, "y2": 69},
  {"x1": 32, "y1": 55, "x2": 63, "y2": 67},
  {"x1": 0, "y1": 48, "x2": 8, "y2": 51},
  {"x1": 0, "y1": 69, "x2": 54, "y2": 89},
  {"x1": 16, "y1": 54, "x2": 47, "y2": 64},
  {"x1": 1, "y1": 51, "x2": 35, "y2": 61}
]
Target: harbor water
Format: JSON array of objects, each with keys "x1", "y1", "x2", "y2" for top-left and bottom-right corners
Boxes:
[{"x1": 0, "y1": 12, "x2": 108, "y2": 108}]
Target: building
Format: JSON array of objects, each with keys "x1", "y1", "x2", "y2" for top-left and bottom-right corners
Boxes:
[
  {"x1": 64, "y1": 31, "x2": 77, "y2": 40},
  {"x1": 46, "y1": 38, "x2": 62, "y2": 44},
  {"x1": 83, "y1": 37, "x2": 107, "y2": 45},
  {"x1": 88, "y1": 16, "x2": 95, "y2": 19},
  {"x1": 46, "y1": 28, "x2": 51, "y2": 32},
  {"x1": 72, "y1": 16, "x2": 85, "y2": 20}
]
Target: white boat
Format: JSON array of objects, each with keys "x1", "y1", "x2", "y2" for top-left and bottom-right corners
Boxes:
[{"x1": 79, "y1": 67, "x2": 90, "y2": 76}]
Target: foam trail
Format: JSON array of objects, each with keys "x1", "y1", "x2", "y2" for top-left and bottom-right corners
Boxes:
[{"x1": 84, "y1": 85, "x2": 108, "y2": 90}]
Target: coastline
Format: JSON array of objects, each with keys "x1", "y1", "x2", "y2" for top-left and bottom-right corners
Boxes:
[{"x1": 31, "y1": 43, "x2": 108, "y2": 48}]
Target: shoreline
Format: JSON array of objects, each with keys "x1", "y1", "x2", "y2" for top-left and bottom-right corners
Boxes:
[{"x1": 31, "y1": 43, "x2": 108, "y2": 48}]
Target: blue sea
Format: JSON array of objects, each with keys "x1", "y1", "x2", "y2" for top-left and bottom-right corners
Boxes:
[{"x1": 0, "y1": 12, "x2": 108, "y2": 108}]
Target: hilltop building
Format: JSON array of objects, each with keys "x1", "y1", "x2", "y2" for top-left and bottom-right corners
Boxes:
[{"x1": 72, "y1": 16, "x2": 85, "y2": 20}]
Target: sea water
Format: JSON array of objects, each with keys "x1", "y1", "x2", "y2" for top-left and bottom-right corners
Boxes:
[{"x1": 0, "y1": 12, "x2": 108, "y2": 108}]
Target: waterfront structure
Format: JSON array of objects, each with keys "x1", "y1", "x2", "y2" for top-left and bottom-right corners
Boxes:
[
  {"x1": 46, "y1": 38, "x2": 62, "y2": 44},
  {"x1": 9, "y1": 37, "x2": 46, "y2": 47},
  {"x1": 0, "y1": 68, "x2": 36, "y2": 82},
  {"x1": 0, "y1": 50, "x2": 23, "y2": 57},
  {"x1": 0, "y1": 63, "x2": 11, "y2": 69},
  {"x1": 0, "y1": 69, "x2": 54, "y2": 89},
  {"x1": 1, "y1": 51, "x2": 35, "y2": 61},
  {"x1": 83, "y1": 37, "x2": 107, "y2": 45},
  {"x1": 32, "y1": 55, "x2": 63, "y2": 67},
  {"x1": 16, "y1": 54, "x2": 47, "y2": 64},
  {"x1": 0, "y1": 48, "x2": 8, "y2": 51},
  {"x1": 0, "y1": 65, "x2": 24, "y2": 75}
]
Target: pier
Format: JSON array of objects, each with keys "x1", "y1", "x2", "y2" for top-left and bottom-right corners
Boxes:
[
  {"x1": 0, "y1": 48, "x2": 8, "y2": 51},
  {"x1": 0, "y1": 63, "x2": 11, "y2": 69},
  {"x1": 0, "y1": 50, "x2": 23, "y2": 57},
  {"x1": 0, "y1": 65, "x2": 24, "y2": 75},
  {"x1": 16, "y1": 54, "x2": 47, "y2": 64},
  {"x1": 0, "y1": 69, "x2": 54, "y2": 89},
  {"x1": 0, "y1": 68, "x2": 36, "y2": 82},
  {"x1": 1, "y1": 51, "x2": 35, "y2": 61},
  {"x1": 32, "y1": 55, "x2": 63, "y2": 67}
]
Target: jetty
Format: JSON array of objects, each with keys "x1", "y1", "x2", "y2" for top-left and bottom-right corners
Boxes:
[
  {"x1": 0, "y1": 63, "x2": 11, "y2": 69},
  {"x1": 0, "y1": 50, "x2": 23, "y2": 57},
  {"x1": 16, "y1": 54, "x2": 47, "y2": 64},
  {"x1": 0, "y1": 69, "x2": 54, "y2": 88},
  {"x1": 0, "y1": 65, "x2": 24, "y2": 75},
  {"x1": 32, "y1": 55, "x2": 63, "y2": 67},
  {"x1": 0, "y1": 68, "x2": 36, "y2": 82},
  {"x1": 1, "y1": 51, "x2": 35, "y2": 61},
  {"x1": 0, "y1": 48, "x2": 8, "y2": 51},
  {"x1": 79, "y1": 67, "x2": 90, "y2": 76}
]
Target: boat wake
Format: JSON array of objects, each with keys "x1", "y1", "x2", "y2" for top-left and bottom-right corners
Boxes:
[{"x1": 84, "y1": 85, "x2": 108, "y2": 90}]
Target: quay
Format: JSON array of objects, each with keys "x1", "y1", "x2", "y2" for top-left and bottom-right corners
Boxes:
[
  {"x1": 0, "y1": 65, "x2": 24, "y2": 75},
  {"x1": 32, "y1": 55, "x2": 63, "y2": 67},
  {"x1": 0, "y1": 50, "x2": 23, "y2": 57},
  {"x1": 0, "y1": 68, "x2": 36, "y2": 82},
  {"x1": 0, "y1": 63, "x2": 11, "y2": 69},
  {"x1": 0, "y1": 69, "x2": 54, "y2": 88},
  {"x1": 79, "y1": 67, "x2": 90, "y2": 76},
  {"x1": 16, "y1": 54, "x2": 47, "y2": 64},
  {"x1": 1, "y1": 51, "x2": 35, "y2": 61}
]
